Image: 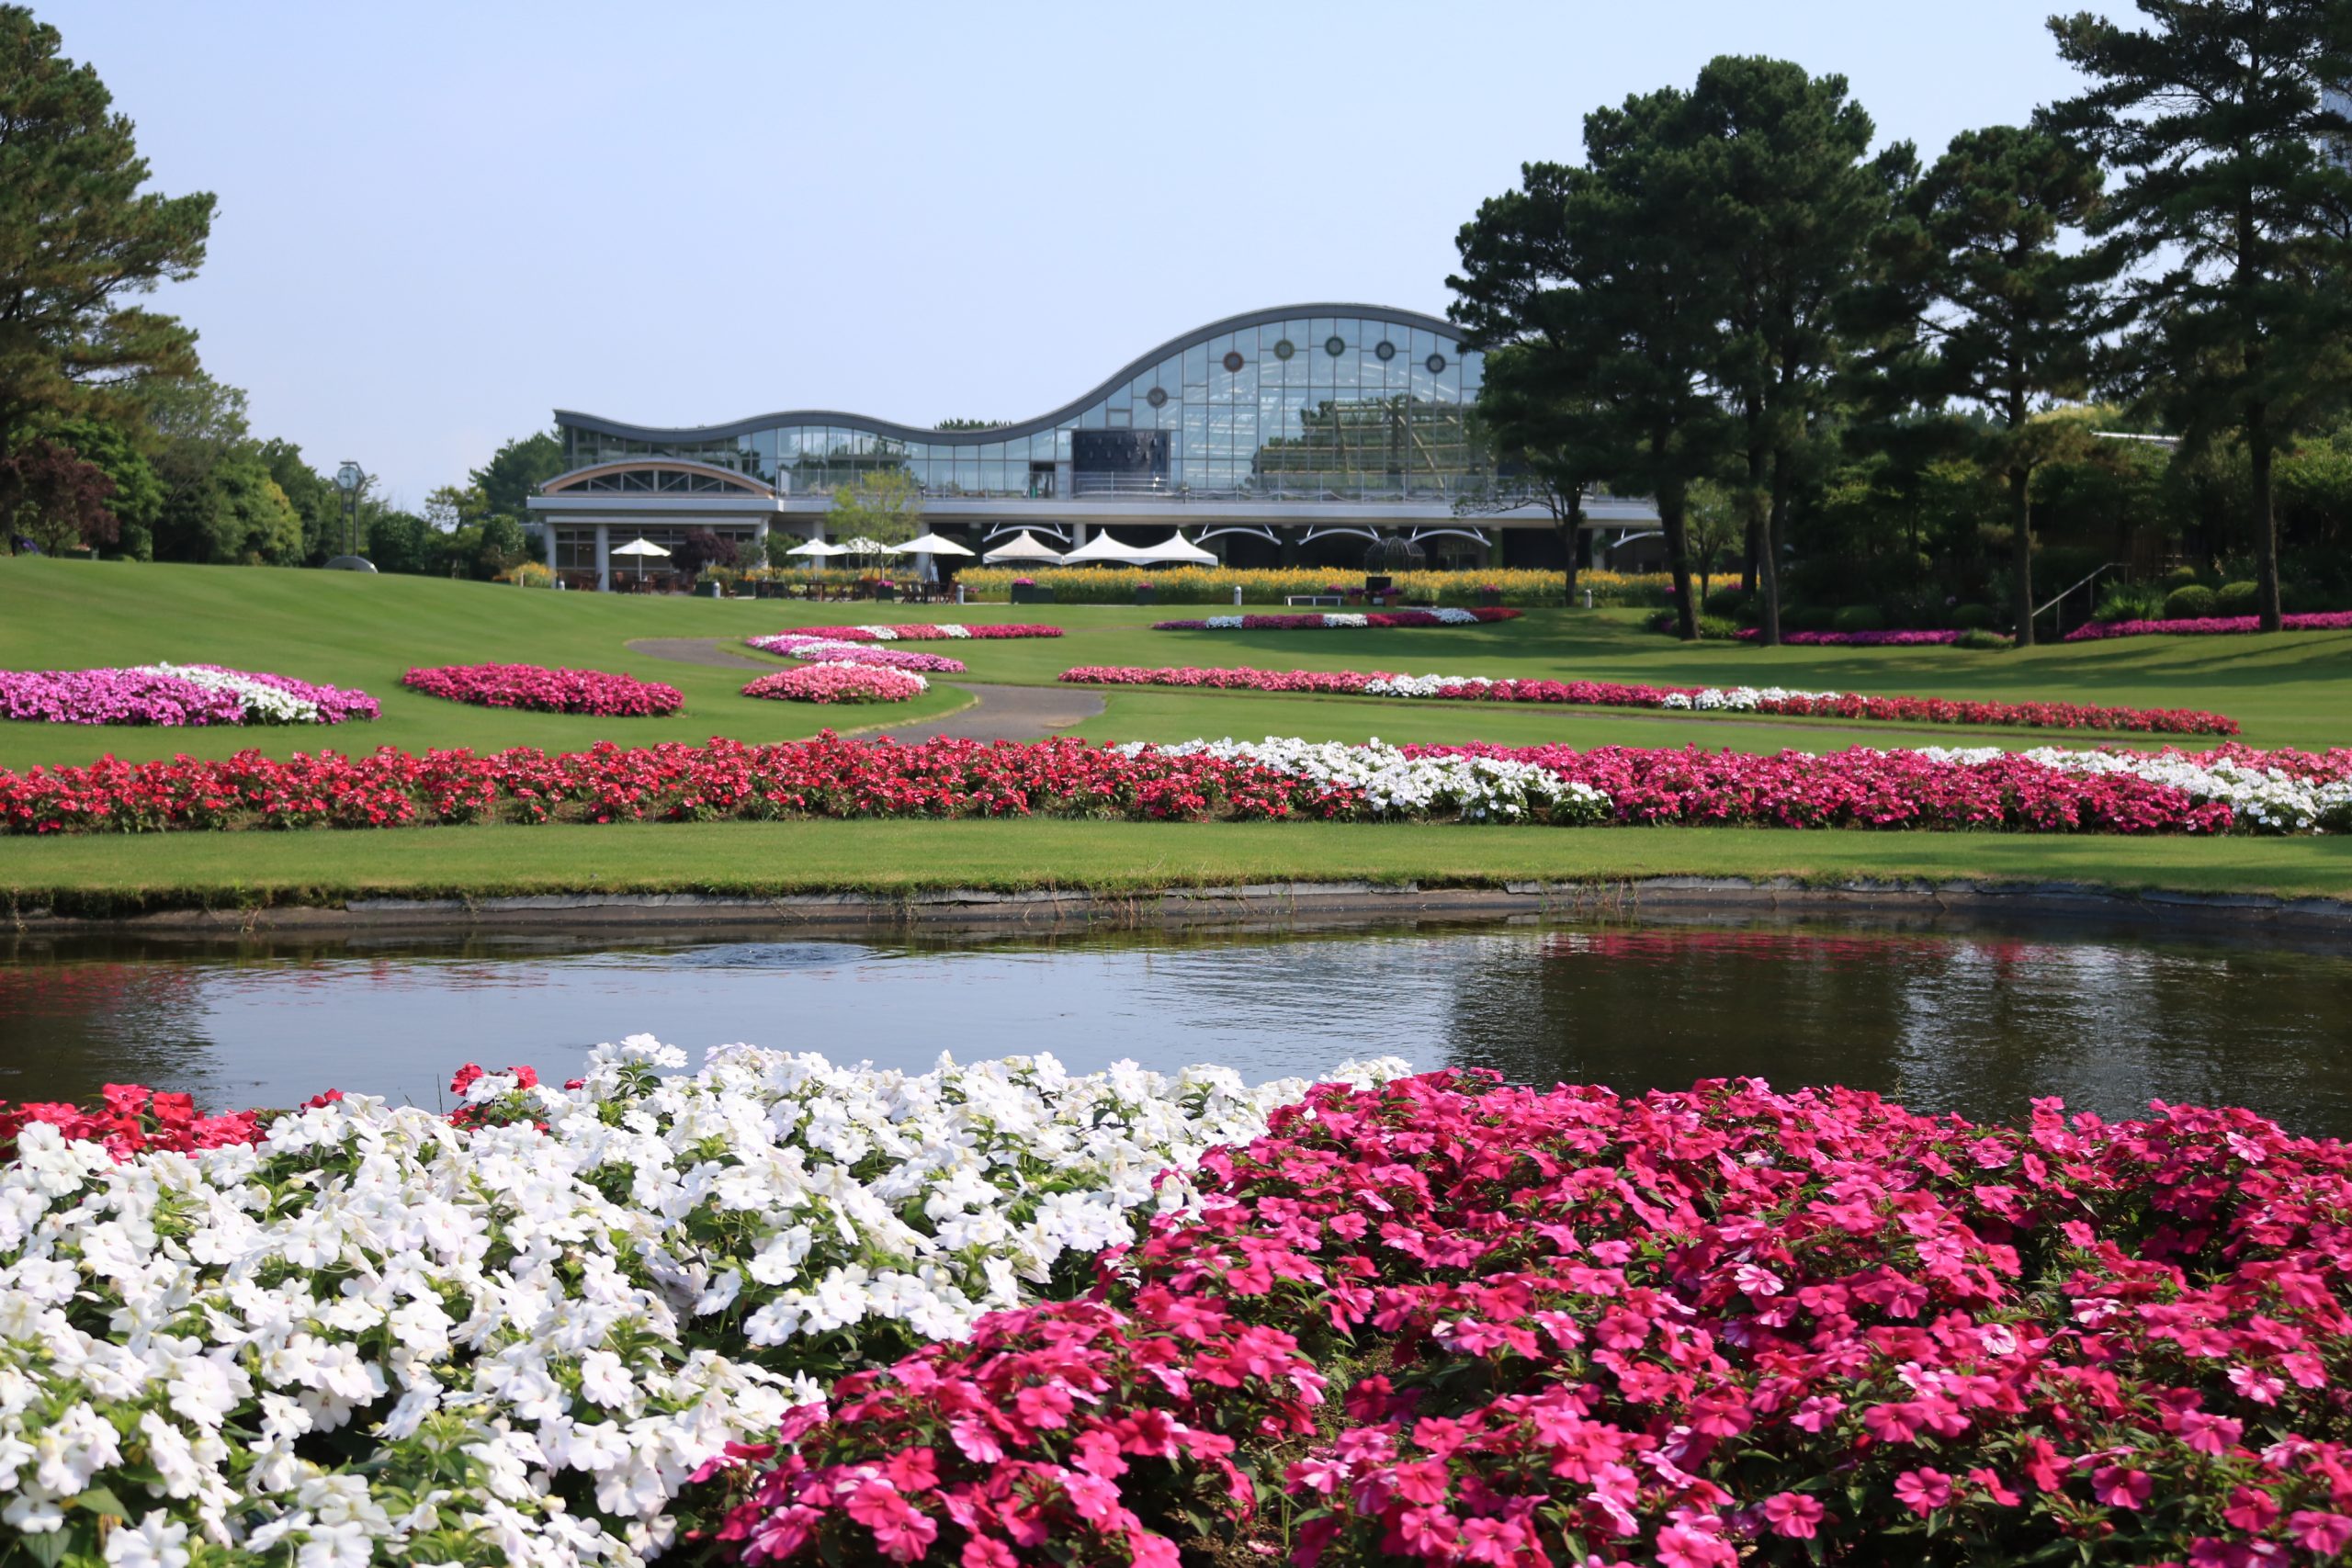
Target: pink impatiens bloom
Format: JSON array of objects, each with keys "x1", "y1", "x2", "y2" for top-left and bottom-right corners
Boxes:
[
  {"x1": 1760, "y1": 1493, "x2": 1824, "y2": 1539},
  {"x1": 1894, "y1": 1468, "x2": 1954, "y2": 1516}
]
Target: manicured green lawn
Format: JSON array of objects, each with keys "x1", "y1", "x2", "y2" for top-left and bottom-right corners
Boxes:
[
  {"x1": 6, "y1": 558, "x2": 2350, "y2": 769},
  {"x1": 5, "y1": 558, "x2": 2349, "y2": 911},
  {"x1": 6, "y1": 818, "x2": 2350, "y2": 913}
]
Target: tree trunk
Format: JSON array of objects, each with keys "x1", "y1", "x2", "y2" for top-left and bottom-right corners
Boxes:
[
  {"x1": 2009, "y1": 465, "x2": 2035, "y2": 649},
  {"x1": 1557, "y1": 489, "x2": 1585, "y2": 606},
  {"x1": 1661, "y1": 487, "x2": 1699, "y2": 641},
  {"x1": 2249, "y1": 402, "x2": 2283, "y2": 632},
  {"x1": 1741, "y1": 432, "x2": 1768, "y2": 597},
  {"x1": 1758, "y1": 449, "x2": 1790, "y2": 647}
]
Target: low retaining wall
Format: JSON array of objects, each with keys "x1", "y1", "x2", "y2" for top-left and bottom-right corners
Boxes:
[{"x1": 11, "y1": 876, "x2": 2352, "y2": 936}]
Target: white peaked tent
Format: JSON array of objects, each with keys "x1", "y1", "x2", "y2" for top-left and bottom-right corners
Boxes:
[
  {"x1": 1132, "y1": 532, "x2": 1219, "y2": 566},
  {"x1": 885, "y1": 531, "x2": 977, "y2": 558},
  {"x1": 1059, "y1": 532, "x2": 1156, "y2": 565},
  {"x1": 981, "y1": 530, "x2": 1067, "y2": 565}
]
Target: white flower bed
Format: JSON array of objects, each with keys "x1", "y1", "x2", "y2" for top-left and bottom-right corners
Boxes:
[
  {"x1": 1919, "y1": 745, "x2": 2352, "y2": 834},
  {"x1": 140, "y1": 662, "x2": 324, "y2": 724},
  {"x1": 1659, "y1": 684, "x2": 1845, "y2": 712},
  {"x1": 851, "y1": 625, "x2": 972, "y2": 640},
  {"x1": 1131, "y1": 736, "x2": 1611, "y2": 824},
  {"x1": 0, "y1": 1040, "x2": 1405, "y2": 1567}
]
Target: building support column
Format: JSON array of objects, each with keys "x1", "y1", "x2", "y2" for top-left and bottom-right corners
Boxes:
[
  {"x1": 753, "y1": 518, "x2": 770, "y2": 566},
  {"x1": 594, "y1": 525, "x2": 611, "y2": 592},
  {"x1": 544, "y1": 525, "x2": 558, "y2": 580}
]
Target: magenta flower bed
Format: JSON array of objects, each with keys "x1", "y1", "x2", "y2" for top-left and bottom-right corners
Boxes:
[
  {"x1": 1152, "y1": 608, "x2": 1523, "y2": 630},
  {"x1": 741, "y1": 666, "x2": 928, "y2": 705},
  {"x1": 746, "y1": 635, "x2": 967, "y2": 673},
  {"x1": 400, "y1": 663, "x2": 683, "y2": 716},
  {"x1": 784, "y1": 624, "x2": 1063, "y2": 642},
  {"x1": 1059, "y1": 664, "x2": 2240, "y2": 735},
  {"x1": 1736, "y1": 627, "x2": 1966, "y2": 646},
  {"x1": 0, "y1": 665, "x2": 378, "y2": 726},
  {"x1": 2065, "y1": 612, "x2": 2352, "y2": 642},
  {"x1": 707, "y1": 1072, "x2": 2352, "y2": 1568}
]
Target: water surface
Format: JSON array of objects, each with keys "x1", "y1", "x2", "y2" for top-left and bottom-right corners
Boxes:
[{"x1": 4, "y1": 914, "x2": 2347, "y2": 1134}]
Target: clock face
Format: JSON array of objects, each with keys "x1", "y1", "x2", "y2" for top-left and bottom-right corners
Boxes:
[{"x1": 335, "y1": 464, "x2": 362, "y2": 491}]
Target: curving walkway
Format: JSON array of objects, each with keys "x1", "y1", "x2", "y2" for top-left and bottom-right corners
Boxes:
[{"x1": 623, "y1": 637, "x2": 1106, "y2": 742}]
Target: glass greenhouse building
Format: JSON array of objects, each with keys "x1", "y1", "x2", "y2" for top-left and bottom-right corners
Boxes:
[{"x1": 530, "y1": 304, "x2": 1658, "y2": 589}]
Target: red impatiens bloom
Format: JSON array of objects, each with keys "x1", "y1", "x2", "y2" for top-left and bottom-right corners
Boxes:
[{"x1": 402, "y1": 663, "x2": 684, "y2": 716}]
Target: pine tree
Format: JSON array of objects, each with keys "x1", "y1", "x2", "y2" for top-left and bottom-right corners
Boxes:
[{"x1": 2046, "y1": 0, "x2": 2352, "y2": 629}]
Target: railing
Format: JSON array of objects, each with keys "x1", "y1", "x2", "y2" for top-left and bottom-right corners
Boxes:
[{"x1": 2032, "y1": 562, "x2": 2123, "y2": 638}]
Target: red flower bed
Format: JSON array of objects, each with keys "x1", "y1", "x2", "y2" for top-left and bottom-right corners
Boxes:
[
  {"x1": 786, "y1": 625, "x2": 1063, "y2": 642},
  {"x1": 0, "y1": 735, "x2": 1358, "y2": 834},
  {"x1": 2066, "y1": 612, "x2": 2352, "y2": 641},
  {"x1": 0, "y1": 1082, "x2": 272, "y2": 1163},
  {"x1": 1150, "y1": 609, "x2": 1522, "y2": 630},
  {"x1": 707, "y1": 1072, "x2": 2352, "y2": 1568},
  {"x1": 3, "y1": 734, "x2": 2340, "y2": 838},
  {"x1": 1060, "y1": 665, "x2": 2240, "y2": 736},
  {"x1": 401, "y1": 662, "x2": 684, "y2": 716}
]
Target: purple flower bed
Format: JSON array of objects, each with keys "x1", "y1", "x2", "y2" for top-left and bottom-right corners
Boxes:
[
  {"x1": 1734, "y1": 628, "x2": 1965, "y2": 647},
  {"x1": 2064, "y1": 612, "x2": 2352, "y2": 642},
  {"x1": 0, "y1": 665, "x2": 379, "y2": 727}
]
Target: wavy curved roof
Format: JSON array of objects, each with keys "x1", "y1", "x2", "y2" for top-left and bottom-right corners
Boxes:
[{"x1": 555, "y1": 303, "x2": 1464, "y2": 449}]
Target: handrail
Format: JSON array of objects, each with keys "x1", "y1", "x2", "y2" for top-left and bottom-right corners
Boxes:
[{"x1": 2032, "y1": 562, "x2": 2123, "y2": 626}]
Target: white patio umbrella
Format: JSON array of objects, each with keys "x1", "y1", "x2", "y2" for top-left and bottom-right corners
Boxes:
[
  {"x1": 836, "y1": 536, "x2": 889, "y2": 559},
  {"x1": 785, "y1": 538, "x2": 849, "y2": 558},
  {"x1": 609, "y1": 536, "x2": 670, "y2": 584},
  {"x1": 885, "y1": 531, "x2": 977, "y2": 558},
  {"x1": 981, "y1": 530, "x2": 1067, "y2": 565},
  {"x1": 1059, "y1": 531, "x2": 1156, "y2": 566},
  {"x1": 1131, "y1": 531, "x2": 1219, "y2": 566}
]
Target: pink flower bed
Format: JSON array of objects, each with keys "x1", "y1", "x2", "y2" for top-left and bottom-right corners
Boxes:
[
  {"x1": 1152, "y1": 608, "x2": 1523, "y2": 630},
  {"x1": 746, "y1": 635, "x2": 967, "y2": 673},
  {"x1": 784, "y1": 624, "x2": 1063, "y2": 642},
  {"x1": 741, "y1": 666, "x2": 929, "y2": 705},
  {"x1": 2065, "y1": 612, "x2": 2352, "y2": 642},
  {"x1": 401, "y1": 662, "x2": 684, "y2": 716},
  {"x1": 0, "y1": 665, "x2": 378, "y2": 726},
  {"x1": 1736, "y1": 628, "x2": 1966, "y2": 646},
  {"x1": 1059, "y1": 664, "x2": 2240, "y2": 735},
  {"x1": 707, "y1": 1072, "x2": 2352, "y2": 1568}
]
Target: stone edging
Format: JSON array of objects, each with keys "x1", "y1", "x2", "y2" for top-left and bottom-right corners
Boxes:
[{"x1": 10, "y1": 877, "x2": 2351, "y2": 935}]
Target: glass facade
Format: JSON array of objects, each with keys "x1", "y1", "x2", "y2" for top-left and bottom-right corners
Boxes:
[{"x1": 556, "y1": 310, "x2": 1488, "y2": 502}]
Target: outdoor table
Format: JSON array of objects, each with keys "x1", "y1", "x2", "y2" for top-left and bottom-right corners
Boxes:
[{"x1": 1284, "y1": 594, "x2": 1346, "y2": 607}]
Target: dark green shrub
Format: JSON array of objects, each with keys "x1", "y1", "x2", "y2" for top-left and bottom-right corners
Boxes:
[
  {"x1": 2165, "y1": 584, "x2": 2218, "y2": 619},
  {"x1": 2215, "y1": 581, "x2": 2259, "y2": 615},
  {"x1": 1784, "y1": 604, "x2": 1834, "y2": 633},
  {"x1": 1953, "y1": 628, "x2": 2015, "y2": 651},
  {"x1": 2095, "y1": 581, "x2": 2167, "y2": 622},
  {"x1": 1702, "y1": 586, "x2": 1748, "y2": 619},
  {"x1": 1950, "y1": 603, "x2": 1997, "y2": 631},
  {"x1": 1832, "y1": 604, "x2": 1887, "y2": 635},
  {"x1": 2163, "y1": 565, "x2": 2202, "y2": 590},
  {"x1": 1693, "y1": 615, "x2": 1743, "y2": 641}
]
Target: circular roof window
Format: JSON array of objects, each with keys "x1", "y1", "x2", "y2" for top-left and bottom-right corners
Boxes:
[
  {"x1": 1145, "y1": 386, "x2": 1168, "y2": 408},
  {"x1": 1325, "y1": 335, "x2": 1347, "y2": 357},
  {"x1": 1272, "y1": 338, "x2": 1295, "y2": 360},
  {"x1": 1426, "y1": 353, "x2": 1449, "y2": 374},
  {"x1": 1222, "y1": 351, "x2": 1245, "y2": 373},
  {"x1": 1374, "y1": 340, "x2": 1396, "y2": 361}
]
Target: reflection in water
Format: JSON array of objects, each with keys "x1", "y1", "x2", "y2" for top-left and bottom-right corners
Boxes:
[{"x1": 3, "y1": 916, "x2": 2348, "y2": 1134}]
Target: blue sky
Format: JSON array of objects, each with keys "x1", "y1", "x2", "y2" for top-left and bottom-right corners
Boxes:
[{"x1": 44, "y1": 1, "x2": 2120, "y2": 504}]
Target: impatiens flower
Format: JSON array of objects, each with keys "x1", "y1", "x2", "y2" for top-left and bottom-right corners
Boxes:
[
  {"x1": 2288, "y1": 1512, "x2": 2352, "y2": 1555},
  {"x1": 2091, "y1": 1465, "x2": 2153, "y2": 1509},
  {"x1": 1761, "y1": 1492, "x2": 1824, "y2": 1539},
  {"x1": 1894, "y1": 1468, "x2": 1954, "y2": 1515},
  {"x1": 401, "y1": 664, "x2": 682, "y2": 716}
]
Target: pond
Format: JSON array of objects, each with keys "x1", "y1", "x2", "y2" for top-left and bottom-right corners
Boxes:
[{"x1": 5, "y1": 912, "x2": 2350, "y2": 1135}]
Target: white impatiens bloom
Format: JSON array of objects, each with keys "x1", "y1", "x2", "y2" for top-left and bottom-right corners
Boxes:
[
  {"x1": 0, "y1": 1039, "x2": 1407, "y2": 1566},
  {"x1": 1430, "y1": 607, "x2": 1479, "y2": 625},
  {"x1": 1319, "y1": 613, "x2": 1370, "y2": 628},
  {"x1": 1204, "y1": 615, "x2": 1244, "y2": 629},
  {"x1": 1917, "y1": 745, "x2": 2352, "y2": 834},
  {"x1": 135, "y1": 663, "x2": 323, "y2": 724},
  {"x1": 1128, "y1": 736, "x2": 1611, "y2": 824}
]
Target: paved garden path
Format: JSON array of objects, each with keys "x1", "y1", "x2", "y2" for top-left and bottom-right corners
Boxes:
[
  {"x1": 623, "y1": 638, "x2": 1107, "y2": 742},
  {"x1": 623, "y1": 637, "x2": 773, "y2": 671}
]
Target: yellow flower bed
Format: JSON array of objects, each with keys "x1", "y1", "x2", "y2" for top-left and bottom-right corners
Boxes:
[{"x1": 956, "y1": 566, "x2": 1668, "y2": 607}]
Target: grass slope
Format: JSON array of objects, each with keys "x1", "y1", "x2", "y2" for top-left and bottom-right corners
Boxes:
[{"x1": 4, "y1": 818, "x2": 2348, "y2": 913}]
